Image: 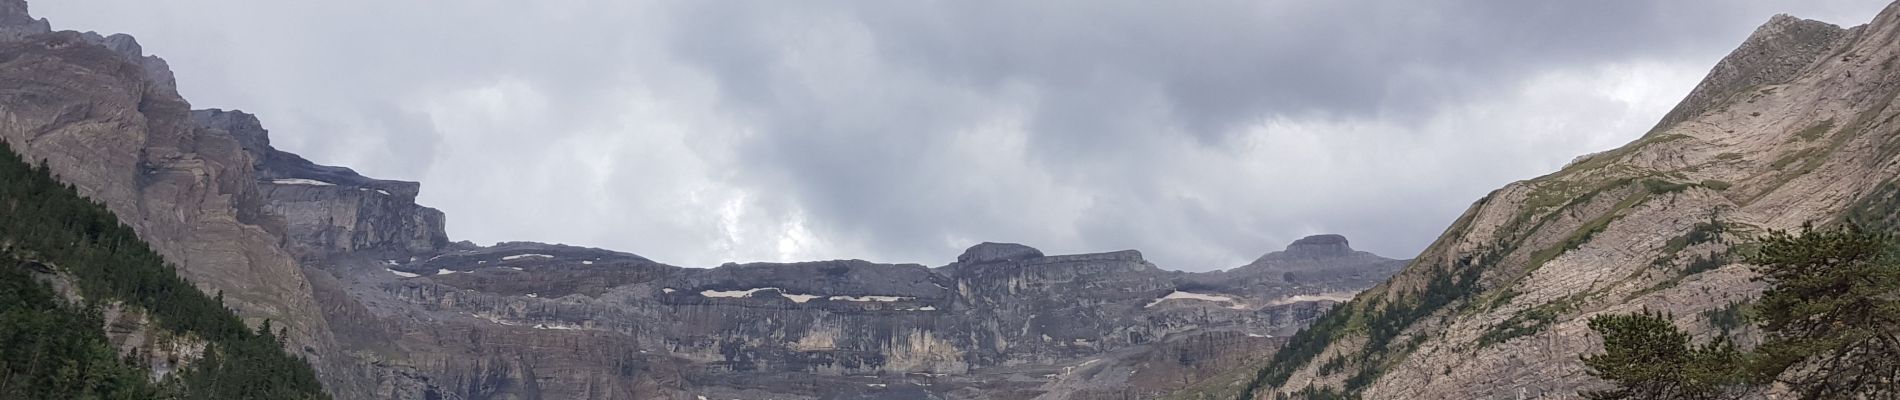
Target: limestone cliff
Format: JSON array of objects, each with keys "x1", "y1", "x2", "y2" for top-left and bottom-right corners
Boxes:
[
  {"x1": 193, "y1": 108, "x2": 449, "y2": 256},
  {"x1": 1231, "y1": 3, "x2": 1900, "y2": 399},
  {"x1": 0, "y1": 1, "x2": 1405, "y2": 398},
  {"x1": 0, "y1": 2, "x2": 380, "y2": 396}
]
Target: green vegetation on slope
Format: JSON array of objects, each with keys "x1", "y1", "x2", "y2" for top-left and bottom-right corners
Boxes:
[
  {"x1": 1231, "y1": 163, "x2": 1733, "y2": 398},
  {"x1": 0, "y1": 140, "x2": 328, "y2": 399},
  {"x1": 0, "y1": 257, "x2": 162, "y2": 399},
  {"x1": 1578, "y1": 311, "x2": 1745, "y2": 400},
  {"x1": 1236, "y1": 247, "x2": 1489, "y2": 399},
  {"x1": 1581, "y1": 225, "x2": 1900, "y2": 399},
  {"x1": 1745, "y1": 225, "x2": 1900, "y2": 398}
]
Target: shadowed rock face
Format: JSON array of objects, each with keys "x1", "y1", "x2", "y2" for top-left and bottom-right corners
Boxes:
[
  {"x1": 958, "y1": 242, "x2": 1046, "y2": 264},
  {"x1": 324, "y1": 237, "x2": 1398, "y2": 399},
  {"x1": 0, "y1": 1, "x2": 1407, "y2": 399},
  {"x1": 1281, "y1": 234, "x2": 1351, "y2": 258},
  {"x1": 0, "y1": 9, "x2": 372, "y2": 397},
  {"x1": 191, "y1": 108, "x2": 450, "y2": 256}
]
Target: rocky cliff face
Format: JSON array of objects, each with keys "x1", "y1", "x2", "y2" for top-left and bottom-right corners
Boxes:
[
  {"x1": 0, "y1": 1, "x2": 1405, "y2": 399},
  {"x1": 1237, "y1": 3, "x2": 1900, "y2": 399},
  {"x1": 0, "y1": 2, "x2": 382, "y2": 396},
  {"x1": 322, "y1": 236, "x2": 1392, "y2": 399},
  {"x1": 193, "y1": 108, "x2": 450, "y2": 256}
]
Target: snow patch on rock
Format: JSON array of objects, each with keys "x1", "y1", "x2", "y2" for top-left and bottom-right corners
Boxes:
[
  {"x1": 829, "y1": 295, "x2": 912, "y2": 302},
  {"x1": 700, "y1": 288, "x2": 782, "y2": 298},
  {"x1": 270, "y1": 178, "x2": 334, "y2": 186},
  {"x1": 1267, "y1": 291, "x2": 1358, "y2": 306},
  {"x1": 1145, "y1": 291, "x2": 1238, "y2": 308},
  {"x1": 502, "y1": 254, "x2": 552, "y2": 261}
]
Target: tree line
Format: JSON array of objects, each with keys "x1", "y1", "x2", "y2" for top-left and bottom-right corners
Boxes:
[
  {"x1": 0, "y1": 140, "x2": 329, "y2": 399},
  {"x1": 1582, "y1": 225, "x2": 1900, "y2": 399}
]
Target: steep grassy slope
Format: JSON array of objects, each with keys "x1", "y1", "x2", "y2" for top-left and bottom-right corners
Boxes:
[
  {"x1": 0, "y1": 140, "x2": 329, "y2": 399},
  {"x1": 1222, "y1": 4, "x2": 1900, "y2": 399}
]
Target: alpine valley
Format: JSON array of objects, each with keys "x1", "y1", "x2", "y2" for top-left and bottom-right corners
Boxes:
[{"x1": 3, "y1": 0, "x2": 1898, "y2": 399}]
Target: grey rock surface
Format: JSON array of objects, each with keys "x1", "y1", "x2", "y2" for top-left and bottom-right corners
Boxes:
[
  {"x1": 0, "y1": 1, "x2": 1407, "y2": 399},
  {"x1": 1241, "y1": 3, "x2": 1900, "y2": 399},
  {"x1": 0, "y1": 9, "x2": 373, "y2": 397}
]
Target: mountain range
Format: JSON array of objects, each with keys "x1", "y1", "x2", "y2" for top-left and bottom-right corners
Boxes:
[
  {"x1": 6, "y1": 0, "x2": 1900, "y2": 399},
  {"x1": 0, "y1": 1, "x2": 1402, "y2": 398}
]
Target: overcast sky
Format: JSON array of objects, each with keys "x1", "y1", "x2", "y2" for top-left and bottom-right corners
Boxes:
[{"x1": 36, "y1": 1, "x2": 1891, "y2": 270}]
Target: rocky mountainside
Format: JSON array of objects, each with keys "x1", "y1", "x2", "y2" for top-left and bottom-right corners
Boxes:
[
  {"x1": 0, "y1": 1, "x2": 1406, "y2": 399},
  {"x1": 1233, "y1": 3, "x2": 1900, "y2": 399}
]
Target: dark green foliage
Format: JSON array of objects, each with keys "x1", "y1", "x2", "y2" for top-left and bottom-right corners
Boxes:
[
  {"x1": 1701, "y1": 301, "x2": 1748, "y2": 336},
  {"x1": 0, "y1": 258, "x2": 165, "y2": 399},
  {"x1": 1476, "y1": 300, "x2": 1573, "y2": 349},
  {"x1": 1643, "y1": 179, "x2": 1694, "y2": 194},
  {"x1": 0, "y1": 140, "x2": 328, "y2": 399},
  {"x1": 1681, "y1": 219, "x2": 1725, "y2": 248},
  {"x1": 1316, "y1": 355, "x2": 1346, "y2": 375},
  {"x1": 1585, "y1": 226, "x2": 1900, "y2": 399},
  {"x1": 1241, "y1": 295, "x2": 1353, "y2": 399},
  {"x1": 1280, "y1": 386, "x2": 1349, "y2": 400},
  {"x1": 1681, "y1": 252, "x2": 1729, "y2": 275},
  {"x1": 1743, "y1": 225, "x2": 1900, "y2": 399},
  {"x1": 1579, "y1": 311, "x2": 1746, "y2": 400},
  {"x1": 1239, "y1": 251, "x2": 1488, "y2": 399},
  {"x1": 1842, "y1": 180, "x2": 1900, "y2": 230},
  {"x1": 1787, "y1": 119, "x2": 1836, "y2": 143}
]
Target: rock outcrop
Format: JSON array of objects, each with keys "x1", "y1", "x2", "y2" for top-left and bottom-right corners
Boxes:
[
  {"x1": 319, "y1": 237, "x2": 1394, "y2": 399},
  {"x1": 1232, "y1": 3, "x2": 1900, "y2": 399},
  {"x1": 0, "y1": 1, "x2": 1408, "y2": 399},
  {"x1": 0, "y1": 3, "x2": 371, "y2": 396},
  {"x1": 192, "y1": 109, "x2": 450, "y2": 256}
]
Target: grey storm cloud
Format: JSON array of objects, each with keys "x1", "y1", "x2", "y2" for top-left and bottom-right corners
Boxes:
[{"x1": 35, "y1": 0, "x2": 1891, "y2": 270}]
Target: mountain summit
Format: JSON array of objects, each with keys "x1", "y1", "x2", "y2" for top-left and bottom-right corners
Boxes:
[
  {"x1": 1279, "y1": 234, "x2": 1354, "y2": 259},
  {"x1": 1233, "y1": 4, "x2": 1900, "y2": 399}
]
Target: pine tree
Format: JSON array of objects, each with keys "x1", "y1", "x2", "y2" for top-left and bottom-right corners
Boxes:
[
  {"x1": 1744, "y1": 225, "x2": 1900, "y2": 399},
  {"x1": 1579, "y1": 310, "x2": 1745, "y2": 400}
]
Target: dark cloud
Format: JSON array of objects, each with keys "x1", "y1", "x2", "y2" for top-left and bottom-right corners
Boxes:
[{"x1": 34, "y1": 0, "x2": 1890, "y2": 270}]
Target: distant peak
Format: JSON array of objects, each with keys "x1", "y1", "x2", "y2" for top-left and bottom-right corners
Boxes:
[
  {"x1": 957, "y1": 242, "x2": 1043, "y2": 264},
  {"x1": 1283, "y1": 234, "x2": 1354, "y2": 258},
  {"x1": 1650, "y1": 12, "x2": 1847, "y2": 132},
  {"x1": 0, "y1": 0, "x2": 49, "y2": 40}
]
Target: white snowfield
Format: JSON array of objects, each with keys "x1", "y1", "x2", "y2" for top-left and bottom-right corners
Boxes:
[
  {"x1": 387, "y1": 268, "x2": 420, "y2": 278},
  {"x1": 270, "y1": 178, "x2": 334, "y2": 186},
  {"x1": 1266, "y1": 291, "x2": 1359, "y2": 306},
  {"x1": 827, "y1": 295, "x2": 912, "y2": 302},
  {"x1": 699, "y1": 288, "x2": 783, "y2": 298},
  {"x1": 696, "y1": 288, "x2": 918, "y2": 304},
  {"x1": 502, "y1": 254, "x2": 553, "y2": 261},
  {"x1": 436, "y1": 269, "x2": 463, "y2": 275},
  {"x1": 473, "y1": 313, "x2": 583, "y2": 331},
  {"x1": 1145, "y1": 290, "x2": 1245, "y2": 308}
]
